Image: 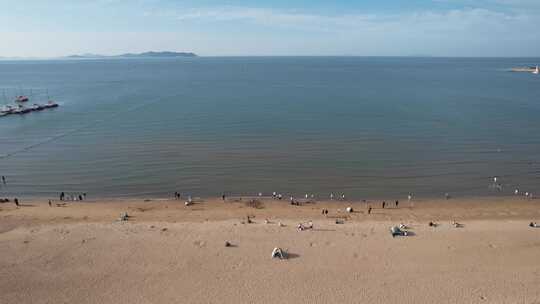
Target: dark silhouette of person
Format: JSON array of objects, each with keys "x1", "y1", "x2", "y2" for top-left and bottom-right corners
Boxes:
[
  {"x1": 395, "y1": 200, "x2": 399, "y2": 208},
  {"x1": 14, "y1": 198, "x2": 19, "y2": 207},
  {"x1": 49, "y1": 200, "x2": 52, "y2": 207},
  {"x1": 60, "y1": 192, "x2": 65, "y2": 201},
  {"x1": 382, "y1": 201, "x2": 386, "y2": 209},
  {"x1": 368, "y1": 206, "x2": 372, "y2": 214}
]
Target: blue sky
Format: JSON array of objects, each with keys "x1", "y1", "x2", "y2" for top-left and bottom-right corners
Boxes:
[{"x1": 0, "y1": 0, "x2": 539, "y2": 57}]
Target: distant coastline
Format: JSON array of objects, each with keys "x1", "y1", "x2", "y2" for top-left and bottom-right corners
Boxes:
[
  {"x1": 0, "y1": 51, "x2": 197, "y2": 61},
  {"x1": 64, "y1": 51, "x2": 197, "y2": 59}
]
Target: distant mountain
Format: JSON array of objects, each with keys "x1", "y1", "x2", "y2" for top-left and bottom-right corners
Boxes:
[
  {"x1": 65, "y1": 51, "x2": 197, "y2": 59},
  {"x1": 120, "y1": 51, "x2": 197, "y2": 58}
]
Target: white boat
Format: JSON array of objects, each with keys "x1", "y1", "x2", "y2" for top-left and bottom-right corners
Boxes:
[
  {"x1": 1, "y1": 105, "x2": 15, "y2": 115},
  {"x1": 533, "y1": 65, "x2": 539, "y2": 74}
]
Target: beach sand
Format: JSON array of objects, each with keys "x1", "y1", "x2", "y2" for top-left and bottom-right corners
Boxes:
[{"x1": 1, "y1": 196, "x2": 540, "y2": 303}]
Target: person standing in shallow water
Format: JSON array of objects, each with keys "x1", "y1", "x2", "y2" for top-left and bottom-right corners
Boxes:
[
  {"x1": 395, "y1": 200, "x2": 399, "y2": 208},
  {"x1": 60, "y1": 192, "x2": 65, "y2": 201},
  {"x1": 2, "y1": 176, "x2": 6, "y2": 184},
  {"x1": 382, "y1": 201, "x2": 386, "y2": 209},
  {"x1": 14, "y1": 198, "x2": 19, "y2": 207}
]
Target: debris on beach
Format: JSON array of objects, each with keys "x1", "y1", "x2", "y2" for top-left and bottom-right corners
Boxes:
[
  {"x1": 297, "y1": 221, "x2": 313, "y2": 231},
  {"x1": 119, "y1": 212, "x2": 129, "y2": 222},
  {"x1": 529, "y1": 222, "x2": 539, "y2": 228},
  {"x1": 452, "y1": 221, "x2": 464, "y2": 228},
  {"x1": 225, "y1": 241, "x2": 232, "y2": 247},
  {"x1": 390, "y1": 226, "x2": 409, "y2": 237}
]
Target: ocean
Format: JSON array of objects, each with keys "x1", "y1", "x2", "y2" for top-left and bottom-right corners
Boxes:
[{"x1": 0, "y1": 57, "x2": 539, "y2": 199}]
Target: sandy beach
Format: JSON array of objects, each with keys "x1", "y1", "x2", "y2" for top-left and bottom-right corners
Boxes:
[{"x1": 1, "y1": 196, "x2": 540, "y2": 303}]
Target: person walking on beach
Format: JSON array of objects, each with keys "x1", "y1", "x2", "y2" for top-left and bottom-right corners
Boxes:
[
  {"x1": 14, "y1": 198, "x2": 19, "y2": 208},
  {"x1": 1, "y1": 176, "x2": 5, "y2": 184},
  {"x1": 382, "y1": 201, "x2": 386, "y2": 209},
  {"x1": 60, "y1": 192, "x2": 65, "y2": 201},
  {"x1": 48, "y1": 200, "x2": 52, "y2": 207},
  {"x1": 395, "y1": 200, "x2": 399, "y2": 208},
  {"x1": 368, "y1": 206, "x2": 372, "y2": 215}
]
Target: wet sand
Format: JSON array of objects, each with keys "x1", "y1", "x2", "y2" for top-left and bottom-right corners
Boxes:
[{"x1": 1, "y1": 196, "x2": 540, "y2": 303}]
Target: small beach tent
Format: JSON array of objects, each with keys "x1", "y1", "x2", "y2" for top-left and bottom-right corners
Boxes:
[{"x1": 271, "y1": 247, "x2": 286, "y2": 259}]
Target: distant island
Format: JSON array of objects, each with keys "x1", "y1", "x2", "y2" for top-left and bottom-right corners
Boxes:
[{"x1": 65, "y1": 51, "x2": 197, "y2": 59}]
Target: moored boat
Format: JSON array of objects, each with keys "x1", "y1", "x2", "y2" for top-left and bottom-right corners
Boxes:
[
  {"x1": 15, "y1": 95, "x2": 29, "y2": 102},
  {"x1": 43, "y1": 100, "x2": 59, "y2": 108}
]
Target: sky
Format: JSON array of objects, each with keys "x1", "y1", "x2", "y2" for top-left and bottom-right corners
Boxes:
[{"x1": 0, "y1": 0, "x2": 539, "y2": 57}]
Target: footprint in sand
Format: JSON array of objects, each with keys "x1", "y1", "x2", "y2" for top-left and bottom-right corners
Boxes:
[{"x1": 194, "y1": 240, "x2": 206, "y2": 248}]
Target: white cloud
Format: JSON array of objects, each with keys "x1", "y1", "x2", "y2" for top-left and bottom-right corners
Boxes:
[{"x1": 0, "y1": 4, "x2": 538, "y2": 57}]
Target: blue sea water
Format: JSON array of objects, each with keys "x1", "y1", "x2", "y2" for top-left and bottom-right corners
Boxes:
[{"x1": 0, "y1": 57, "x2": 539, "y2": 199}]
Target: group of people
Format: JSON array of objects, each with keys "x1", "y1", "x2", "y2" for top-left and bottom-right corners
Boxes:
[
  {"x1": 380, "y1": 200, "x2": 400, "y2": 209},
  {"x1": 0, "y1": 197, "x2": 19, "y2": 206},
  {"x1": 59, "y1": 192, "x2": 87, "y2": 201},
  {"x1": 514, "y1": 188, "x2": 534, "y2": 199}
]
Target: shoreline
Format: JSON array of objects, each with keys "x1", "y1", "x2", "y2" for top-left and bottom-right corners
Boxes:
[
  {"x1": 2, "y1": 192, "x2": 535, "y2": 203},
  {"x1": 1, "y1": 195, "x2": 539, "y2": 224}
]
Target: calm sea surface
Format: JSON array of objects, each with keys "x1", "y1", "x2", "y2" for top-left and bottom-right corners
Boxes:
[{"x1": 0, "y1": 57, "x2": 539, "y2": 199}]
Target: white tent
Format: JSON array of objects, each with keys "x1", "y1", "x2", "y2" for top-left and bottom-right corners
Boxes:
[{"x1": 271, "y1": 247, "x2": 286, "y2": 259}]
